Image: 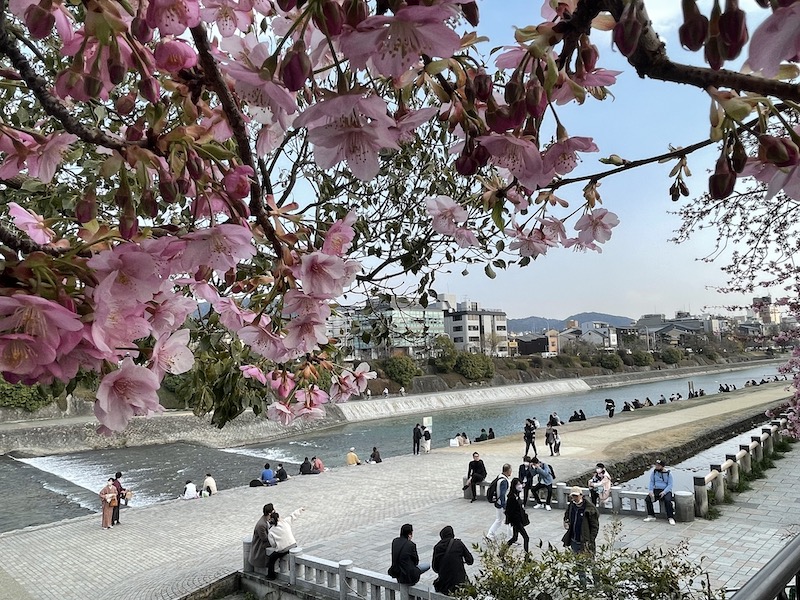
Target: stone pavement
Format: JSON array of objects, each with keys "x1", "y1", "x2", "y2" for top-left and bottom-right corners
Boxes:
[{"x1": 0, "y1": 384, "x2": 796, "y2": 600}]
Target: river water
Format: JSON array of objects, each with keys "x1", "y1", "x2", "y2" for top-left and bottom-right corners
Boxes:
[{"x1": 1, "y1": 364, "x2": 783, "y2": 533}]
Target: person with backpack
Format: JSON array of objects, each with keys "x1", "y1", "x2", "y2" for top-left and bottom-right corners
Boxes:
[
  {"x1": 486, "y1": 463, "x2": 512, "y2": 540},
  {"x1": 389, "y1": 523, "x2": 430, "y2": 586},
  {"x1": 431, "y1": 525, "x2": 473, "y2": 596},
  {"x1": 462, "y1": 451, "x2": 487, "y2": 503},
  {"x1": 529, "y1": 457, "x2": 554, "y2": 511},
  {"x1": 523, "y1": 419, "x2": 537, "y2": 457},
  {"x1": 422, "y1": 426, "x2": 432, "y2": 453}
]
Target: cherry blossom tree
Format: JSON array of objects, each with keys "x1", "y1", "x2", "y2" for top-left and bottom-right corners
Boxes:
[{"x1": 1, "y1": 0, "x2": 800, "y2": 433}]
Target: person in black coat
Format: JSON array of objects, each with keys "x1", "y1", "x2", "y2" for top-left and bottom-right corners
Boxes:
[
  {"x1": 389, "y1": 523, "x2": 430, "y2": 585},
  {"x1": 505, "y1": 477, "x2": 530, "y2": 552},
  {"x1": 431, "y1": 525, "x2": 473, "y2": 596},
  {"x1": 462, "y1": 451, "x2": 487, "y2": 502}
]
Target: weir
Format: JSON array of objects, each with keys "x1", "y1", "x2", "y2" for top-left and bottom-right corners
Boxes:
[{"x1": 331, "y1": 379, "x2": 592, "y2": 422}]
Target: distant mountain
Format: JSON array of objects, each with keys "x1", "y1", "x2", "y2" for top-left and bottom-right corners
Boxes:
[{"x1": 508, "y1": 312, "x2": 636, "y2": 334}]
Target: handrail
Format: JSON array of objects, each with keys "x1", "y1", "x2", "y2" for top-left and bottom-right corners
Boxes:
[{"x1": 728, "y1": 534, "x2": 800, "y2": 598}]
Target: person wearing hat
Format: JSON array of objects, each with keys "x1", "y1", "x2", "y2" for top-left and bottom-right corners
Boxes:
[
  {"x1": 346, "y1": 447, "x2": 362, "y2": 466},
  {"x1": 644, "y1": 459, "x2": 675, "y2": 525},
  {"x1": 562, "y1": 486, "x2": 599, "y2": 557}
]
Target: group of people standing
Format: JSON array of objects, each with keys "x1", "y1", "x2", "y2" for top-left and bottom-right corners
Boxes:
[
  {"x1": 98, "y1": 471, "x2": 129, "y2": 529},
  {"x1": 413, "y1": 423, "x2": 432, "y2": 454}
]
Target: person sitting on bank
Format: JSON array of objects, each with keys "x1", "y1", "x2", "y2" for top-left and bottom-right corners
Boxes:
[
  {"x1": 299, "y1": 457, "x2": 318, "y2": 475},
  {"x1": 368, "y1": 447, "x2": 382, "y2": 463},
  {"x1": 275, "y1": 464, "x2": 289, "y2": 482},
  {"x1": 474, "y1": 428, "x2": 489, "y2": 442},
  {"x1": 266, "y1": 508, "x2": 305, "y2": 580},
  {"x1": 312, "y1": 456, "x2": 326, "y2": 472},
  {"x1": 568, "y1": 411, "x2": 581, "y2": 422},
  {"x1": 644, "y1": 459, "x2": 676, "y2": 526},
  {"x1": 346, "y1": 447, "x2": 362, "y2": 466},
  {"x1": 460, "y1": 432, "x2": 471, "y2": 446},
  {"x1": 181, "y1": 480, "x2": 199, "y2": 500},
  {"x1": 260, "y1": 462, "x2": 277, "y2": 485},
  {"x1": 621, "y1": 401, "x2": 635, "y2": 412},
  {"x1": 579, "y1": 410, "x2": 587, "y2": 421},
  {"x1": 487, "y1": 427, "x2": 496, "y2": 440},
  {"x1": 202, "y1": 473, "x2": 217, "y2": 496}
]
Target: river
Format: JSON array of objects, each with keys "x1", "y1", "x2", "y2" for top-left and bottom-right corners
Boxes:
[{"x1": 0, "y1": 363, "x2": 783, "y2": 533}]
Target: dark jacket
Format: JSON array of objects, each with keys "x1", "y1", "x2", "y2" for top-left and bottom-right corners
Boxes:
[
  {"x1": 561, "y1": 499, "x2": 600, "y2": 553},
  {"x1": 389, "y1": 536, "x2": 421, "y2": 585},
  {"x1": 248, "y1": 514, "x2": 272, "y2": 567},
  {"x1": 431, "y1": 526, "x2": 473, "y2": 596},
  {"x1": 504, "y1": 492, "x2": 527, "y2": 528},
  {"x1": 467, "y1": 459, "x2": 487, "y2": 481}
]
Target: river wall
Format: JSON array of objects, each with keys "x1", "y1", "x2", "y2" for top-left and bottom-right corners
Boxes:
[{"x1": 331, "y1": 379, "x2": 590, "y2": 422}]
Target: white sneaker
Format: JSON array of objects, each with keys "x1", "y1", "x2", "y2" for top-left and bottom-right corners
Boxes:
[
  {"x1": 544, "y1": 505, "x2": 552, "y2": 511},
  {"x1": 668, "y1": 518, "x2": 676, "y2": 526},
  {"x1": 643, "y1": 516, "x2": 656, "y2": 522},
  {"x1": 532, "y1": 504, "x2": 543, "y2": 509}
]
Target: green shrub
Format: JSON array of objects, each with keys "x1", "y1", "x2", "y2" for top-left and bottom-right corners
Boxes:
[
  {"x1": 632, "y1": 350, "x2": 654, "y2": 366},
  {"x1": 554, "y1": 354, "x2": 574, "y2": 367},
  {"x1": 383, "y1": 355, "x2": 419, "y2": 386},
  {"x1": 0, "y1": 380, "x2": 53, "y2": 412},
  {"x1": 530, "y1": 356, "x2": 543, "y2": 368},
  {"x1": 432, "y1": 335, "x2": 457, "y2": 373},
  {"x1": 514, "y1": 360, "x2": 529, "y2": 370},
  {"x1": 660, "y1": 347, "x2": 683, "y2": 364},
  {"x1": 599, "y1": 353, "x2": 623, "y2": 370},
  {"x1": 454, "y1": 352, "x2": 495, "y2": 380}
]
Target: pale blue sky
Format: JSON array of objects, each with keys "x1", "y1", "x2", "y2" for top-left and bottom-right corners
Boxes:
[{"x1": 434, "y1": 1, "x2": 769, "y2": 320}]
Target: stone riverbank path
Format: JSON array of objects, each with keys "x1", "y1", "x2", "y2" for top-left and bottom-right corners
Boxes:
[{"x1": 0, "y1": 383, "x2": 796, "y2": 600}]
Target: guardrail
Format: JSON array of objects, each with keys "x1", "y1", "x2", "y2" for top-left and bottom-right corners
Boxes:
[{"x1": 242, "y1": 541, "x2": 449, "y2": 600}]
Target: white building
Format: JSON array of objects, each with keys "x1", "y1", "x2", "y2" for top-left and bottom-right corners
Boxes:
[{"x1": 435, "y1": 297, "x2": 508, "y2": 356}]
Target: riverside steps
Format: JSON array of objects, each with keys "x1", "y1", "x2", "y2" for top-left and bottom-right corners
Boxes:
[{"x1": 0, "y1": 383, "x2": 795, "y2": 600}]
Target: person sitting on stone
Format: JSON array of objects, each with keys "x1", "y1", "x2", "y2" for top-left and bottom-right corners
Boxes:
[
  {"x1": 275, "y1": 464, "x2": 289, "y2": 482},
  {"x1": 260, "y1": 462, "x2": 277, "y2": 485},
  {"x1": 346, "y1": 447, "x2": 362, "y2": 466}
]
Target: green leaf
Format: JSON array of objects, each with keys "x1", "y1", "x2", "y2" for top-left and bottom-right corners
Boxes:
[{"x1": 484, "y1": 264, "x2": 496, "y2": 279}]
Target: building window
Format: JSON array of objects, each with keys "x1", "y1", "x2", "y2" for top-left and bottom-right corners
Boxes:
[
  {"x1": 454, "y1": 336, "x2": 463, "y2": 343},
  {"x1": 453, "y1": 326, "x2": 462, "y2": 332},
  {"x1": 469, "y1": 336, "x2": 480, "y2": 342},
  {"x1": 468, "y1": 325, "x2": 479, "y2": 331},
  {"x1": 452, "y1": 315, "x2": 462, "y2": 321},
  {"x1": 496, "y1": 325, "x2": 506, "y2": 331}
]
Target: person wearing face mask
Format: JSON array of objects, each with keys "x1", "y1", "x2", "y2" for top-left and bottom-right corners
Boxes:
[
  {"x1": 504, "y1": 477, "x2": 530, "y2": 552},
  {"x1": 588, "y1": 463, "x2": 612, "y2": 508},
  {"x1": 518, "y1": 456, "x2": 535, "y2": 506}
]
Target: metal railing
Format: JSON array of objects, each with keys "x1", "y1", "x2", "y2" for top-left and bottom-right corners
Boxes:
[{"x1": 727, "y1": 534, "x2": 800, "y2": 599}]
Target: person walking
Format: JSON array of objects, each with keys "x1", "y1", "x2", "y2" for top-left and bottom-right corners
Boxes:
[
  {"x1": 413, "y1": 424, "x2": 422, "y2": 455},
  {"x1": 389, "y1": 523, "x2": 430, "y2": 586},
  {"x1": 431, "y1": 525, "x2": 474, "y2": 596},
  {"x1": 462, "y1": 451, "x2": 487, "y2": 502},
  {"x1": 562, "y1": 486, "x2": 600, "y2": 556},
  {"x1": 523, "y1": 419, "x2": 536, "y2": 457},
  {"x1": 99, "y1": 478, "x2": 117, "y2": 530},
  {"x1": 644, "y1": 459, "x2": 676, "y2": 525},
  {"x1": 487, "y1": 463, "x2": 512, "y2": 540},
  {"x1": 588, "y1": 463, "x2": 612, "y2": 507},
  {"x1": 248, "y1": 503, "x2": 274, "y2": 569},
  {"x1": 422, "y1": 426, "x2": 432, "y2": 453},
  {"x1": 529, "y1": 457, "x2": 554, "y2": 510},
  {"x1": 605, "y1": 398, "x2": 615, "y2": 418},
  {"x1": 552, "y1": 429, "x2": 561, "y2": 456},
  {"x1": 504, "y1": 477, "x2": 530, "y2": 552},
  {"x1": 545, "y1": 424, "x2": 555, "y2": 456},
  {"x1": 266, "y1": 507, "x2": 305, "y2": 579}
]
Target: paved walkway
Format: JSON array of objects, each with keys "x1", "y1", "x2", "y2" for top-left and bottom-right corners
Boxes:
[{"x1": 0, "y1": 384, "x2": 796, "y2": 600}]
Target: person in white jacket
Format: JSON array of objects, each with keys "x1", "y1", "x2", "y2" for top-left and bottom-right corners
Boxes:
[{"x1": 266, "y1": 507, "x2": 304, "y2": 579}]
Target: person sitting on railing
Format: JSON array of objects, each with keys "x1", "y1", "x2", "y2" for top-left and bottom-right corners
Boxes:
[
  {"x1": 588, "y1": 464, "x2": 612, "y2": 507},
  {"x1": 266, "y1": 508, "x2": 305, "y2": 580},
  {"x1": 431, "y1": 525, "x2": 474, "y2": 595},
  {"x1": 388, "y1": 523, "x2": 430, "y2": 586},
  {"x1": 644, "y1": 459, "x2": 675, "y2": 526}
]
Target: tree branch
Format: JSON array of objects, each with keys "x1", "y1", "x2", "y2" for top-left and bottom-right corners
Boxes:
[{"x1": 0, "y1": 222, "x2": 61, "y2": 256}]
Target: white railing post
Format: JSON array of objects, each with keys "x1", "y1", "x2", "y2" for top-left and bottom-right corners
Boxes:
[
  {"x1": 242, "y1": 535, "x2": 253, "y2": 573},
  {"x1": 610, "y1": 485, "x2": 622, "y2": 514},
  {"x1": 762, "y1": 428, "x2": 774, "y2": 456},
  {"x1": 710, "y1": 466, "x2": 725, "y2": 504},
  {"x1": 338, "y1": 560, "x2": 352, "y2": 600},
  {"x1": 694, "y1": 476, "x2": 708, "y2": 518},
  {"x1": 751, "y1": 437, "x2": 764, "y2": 463},
  {"x1": 289, "y1": 547, "x2": 302, "y2": 586},
  {"x1": 726, "y1": 454, "x2": 739, "y2": 490},
  {"x1": 739, "y1": 445, "x2": 752, "y2": 474}
]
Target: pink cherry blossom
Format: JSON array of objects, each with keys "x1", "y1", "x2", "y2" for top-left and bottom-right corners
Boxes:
[
  {"x1": 452, "y1": 225, "x2": 479, "y2": 248},
  {"x1": 88, "y1": 245, "x2": 164, "y2": 305},
  {"x1": 215, "y1": 297, "x2": 257, "y2": 331},
  {"x1": 322, "y1": 211, "x2": 357, "y2": 256},
  {"x1": 540, "y1": 216, "x2": 569, "y2": 244},
  {"x1": 89, "y1": 274, "x2": 152, "y2": 358},
  {"x1": 290, "y1": 251, "x2": 360, "y2": 299},
  {"x1": 340, "y1": 5, "x2": 461, "y2": 79},
  {"x1": 154, "y1": 39, "x2": 198, "y2": 73},
  {"x1": 284, "y1": 313, "x2": 328, "y2": 355},
  {"x1": 95, "y1": 357, "x2": 163, "y2": 433},
  {"x1": 477, "y1": 133, "x2": 551, "y2": 190},
  {"x1": 146, "y1": 0, "x2": 201, "y2": 36},
  {"x1": 330, "y1": 371, "x2": 357, "y2": 402},
  {"x1": 150, "y1": 329, "x2": 194, "y2": 379},
  {"x1": 223, "y1": 165, "x2": 254, "y2": 199},
  {"x1": 426, "y1": 195, "x2": 468, "y2": 236},
  {"x1": 0, "y1": 294, "x2": 83, "y2": 354},
  {"x1": 351, "y1": 362, "x2": 377, "y2": 392},
  {"x1": 748, "y1": 3, "x2": 800, "y2": 78},
  {"x1": 180, "y1": 223, "x2": 256, "y2": 275},
  {"x1": 27, "y1": 131, "x2": 78, "y2": 183},
  {"x1": 543, "y1": 136, "x2": 598, "y2": 177},
  {"x1": 240, "y1": 364, "x2": 268, "y2": 385},
  {"x1": 266, "y1": 369, "x2": 296, "y2": 400},
  {"x1": 0, "y1": 333, "x2": 57, "y2": 376},
  {"x1": 574, "y1": 208, "x2": 620, "y2": 245},
  {"x1": 282, "y1": 290, "x2": 332, "y2": 320},
  {"x1": 7, "y1": 202, "x2": 55, "y2": 244},
  {"x1": 147, "y1": 292, "x2": 198, "y2": 337},
  {"x1": 506, "y1": 225, "x2": 556, "y2": 258},
  {"x1": 238, "y1": 317, "x2": 289, "y2": 362},
  {"x1": 392, "y1": 107, "x2": 439, "y2": 143},
  {"x1": 294, "y1": 94, "x2": 399, "y2": 181},
  {"x1": 199, "y1": 0, "x2": 253, "y2": 37},
  {"x1": 267, "y1": 400, "x2": 295, "y2": 425}
]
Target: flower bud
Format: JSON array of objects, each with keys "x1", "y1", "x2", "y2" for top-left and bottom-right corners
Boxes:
[
  {"x1": 486, "y1": 100, "x2": 526, "y2": 133},
  {"x1": 115, "y1": 93, "x2": 136, "y2": 115},
  {"x1": 126, "y1": 121, "x2": 144, "y2": 142},
  {"x1": 504, "y1": 78, "x2": 524, "y2": 104},
  {"x1": 281, "y1": 41, "x2": 312, "y2": 92},
  {"x1": 75, "y1": 191, "x2": 97, "y2": 223},
  {"x1": 679, "y1": 0, "x2": 708, "y2": 52},
  {"x1": 83, "y1": 73, "x2": 103, "y2": 98},
  {"x1": 343, "y1": 0, "x2": 368, "y2": 28},
  {"x1": 731, "y1": 136, "x2": 747, "y2": 173},
  {"x1": 708, "y1": 153, "x2": 735, "y2": 199},
  {"x1": 704, "y1": 36, "x2": 724, "y2": 70},
  {"x1": 313, "y1": 0, "x2": 344, "y2": 36},
  {"x1": 177, "y1": 177, "x2": 191, "y2": 195},
  {"x1": 276, "y1": 0, "x2": 297, "y2": 10},
  {"x1": 718, "y1": 0, "x2": 748, "y2": 60},
  {"x1": 579, "y1": 36, "x2": 599, "y2": 72},
  {"x1": 613, "y1": 1, "x2": 643, "y2": 57},
  {"x1": 473, "y1": 71, "x2": 493, "y2": 102},
  {"x1": 139, "y1": 77, "x2": 160, "y2": 104},
  {"x1": 140, "y1": 189, "x2": 158, "y2": 218},
  {"x1": 131, "y1": 16, "x2": 153, "y2": 44},
  {"x1": 759, "y1": 135, "x2": 800, "y2": 167},
  {"x1": 119, "y1": 212, "x2": 138, "y2": 240},
  {"x1": 159, "y1": 178, "x2": 179, "y2": 204},
  {"x1": 24, "y1": 4, "x2": 55, "y2": 40},
  {"x1": 455, "y1": 153, "x2": 478, "y2": 176},
  {"x1": 473, "y1": 144, "x2": 490, "y2": 167},
  {"x1": 186, "y1": 150, "x2": 205, "y2": 180},
  {"x1": 461, "y1": 1, "x2": 479, "y2": 27},
  {"x1": 524, "y1": 79, "x2": 545, "y2": 118}
]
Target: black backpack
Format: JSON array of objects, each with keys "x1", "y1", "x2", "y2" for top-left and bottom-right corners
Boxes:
[
  {"x1": 486, "y1": 476, "x2": 501, "y2": 503},
  {"x1": 547, "y1": 463, "x2": 556, "y2": 479}
]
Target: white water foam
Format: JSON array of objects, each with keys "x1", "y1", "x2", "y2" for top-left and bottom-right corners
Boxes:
[{"x1": 220, "y1": 446, "x2": 304, "y2": 463}]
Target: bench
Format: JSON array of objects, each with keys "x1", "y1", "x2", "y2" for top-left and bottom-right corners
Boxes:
[{"x1": 462, "y1": 476, "x2": 491, "y2": 500}]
